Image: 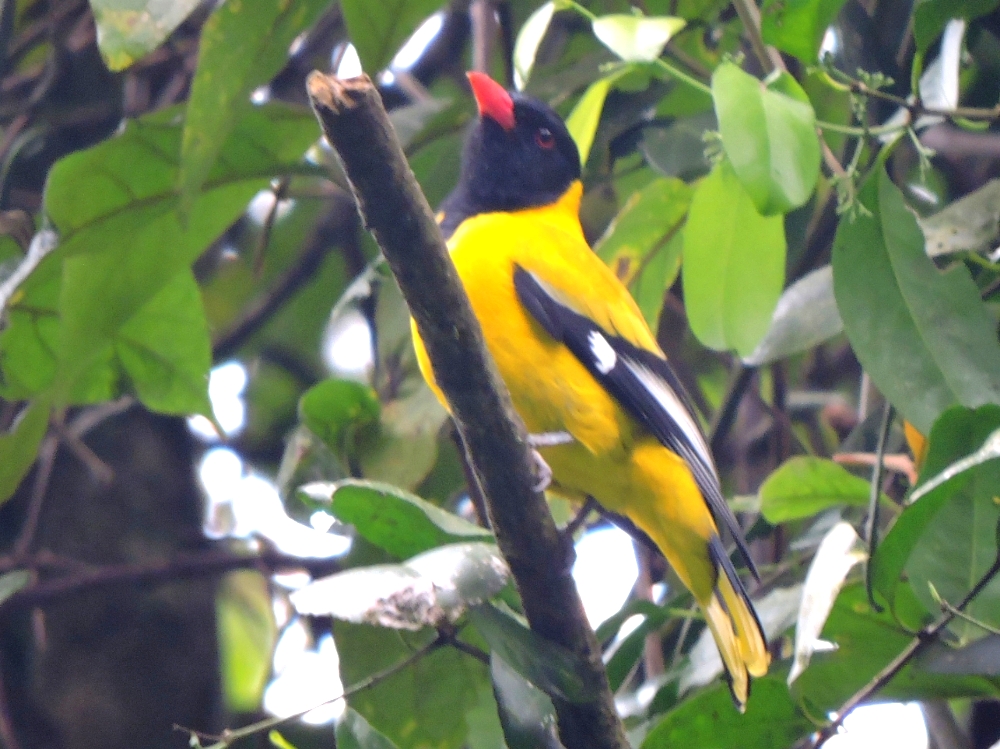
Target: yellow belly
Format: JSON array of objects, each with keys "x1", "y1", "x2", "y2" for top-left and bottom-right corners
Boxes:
[
  {"x1": 411, "y1": 184, "x2": 719, "y2": 593},
  {"x1": 412, "y1": 183, "x2": 644, "y2": 461}
]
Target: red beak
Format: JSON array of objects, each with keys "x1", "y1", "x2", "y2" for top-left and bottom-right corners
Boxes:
[{"x1": 467, "y1": 72, "x2": 515, "y2": 131}]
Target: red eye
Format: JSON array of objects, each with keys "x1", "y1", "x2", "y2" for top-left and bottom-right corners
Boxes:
[{"x1": 535, "y1": 127, "x2": 555, "y2": 149}]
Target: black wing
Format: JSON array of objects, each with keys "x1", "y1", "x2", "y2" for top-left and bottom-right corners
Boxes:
[{"x1": 513, "y1": 265, "x2": 759, "y2": 579}]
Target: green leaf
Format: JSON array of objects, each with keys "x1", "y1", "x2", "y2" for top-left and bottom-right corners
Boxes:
[
  {"x1": 908, "y1": 482, "x2": 1000, "y2": 644},
  {"x1": 604, "y1": 603, "x2": 673, "y2": 691},
  {"x1": 513, "y1": 1, "x2": 556, "y2": 90},
  {"x1": 357, "y1": 384, "x2": 449, "y2": 490},
  {"x1": 268, "y1": 731, "x2": 299, "y2": 749},
  {"x1": 923, "y1": 635, "x2": 1000, "y2": 676},
  {"x1": 640, "y1": 114, "x2": 715, "y2": 180},
  {"x1": 489, "y1": 654, "x2": 559, "y2": 749},
  {"x1": 0, "y1": 570, "x2": 30, "y2": 606},
  {"x1": 216, "y1": 571, "x2": 278, "y2": 713},
  {"x1": 90, "y1": 0, "x2": 202, "y2": 71},
  {"x1": 761, "y1": 0, "x2": 849, "y2": 63},
  {"x1": 341, "y1": 0, "x2": 442, "y2": 73},
  {"x1": 333, "y1": 621, "x2": 485, "y2": 749},
  {"x1": 336, "y1": 707, "x2": 402, "y2": 749},
  {"x1": 464, "y1": 677, "x2": 507, "y2": 749},
  {"x1": 115, "y1": 269, "x2": 212, "y2": 416},
  {"x1": 743, "y1": 265, "x2": 842, "y2": 366},
  {"x1": 468, "y1": 603, "x2": 599, "y2": 704},
  {"x1": 0, "y1": 397, "x2": 50, "y2": 503},
  {"x1": 592, "y1": 14, "x2": 686, "y2": 62},
  {"x1": 712, "y1": 62, "x2": 820, "y2": 215},
  {"x1": 918, "y1": 178, "x2": 1000, "y2": 257},
  {"x1": 565, "y1": 75, "x2": 614, "y2": 166},
  {"x1": 596, "y1": 177, "x2": 691, "y2": 329},
  {"x1": 792, "y1": 583, "x2": 1000, "y2": 709},
  {"x1": 298, "y1": 379, "x2": 380, "y2": 455},
  {"x1": 872, "y1": 408, "x2": 1000, "y2": 614},
  {"x1": 898, "y1": 409, "x2": 1000, "y2": 642},
  {"x1": 832, "y1": 171, "x2": 1000, "y2": 434},
  {"x1": 759, "y1": 456, "x2": 872, "y2": 524},
  {"x1": 313, "y1": 479, "x2": 492, "y2": 559},
  {"x1": 0, "y1": 269, "x2": 60, "y2": 399},
  {"x1": 681, "y1": 160, "x2": 786, "y2": 356},
  {"x1": 643, "y1": 677, "x2": 811, "y2": 749},
  {"x1": 44, "y1": 103, "x2": 319, "y2": 403},
  {"x1": 910, "y1": 426, "x2": 1000, "y2": 504},
  {"x1": 178, "y1": 0, "x2": 328, "y2": 208},
  {"x1": 914, "y1": 0, "x2": 1000, "y2": 53},
  {"x1": 291, "y1": 543, "x2": 509, "y2": 628}
]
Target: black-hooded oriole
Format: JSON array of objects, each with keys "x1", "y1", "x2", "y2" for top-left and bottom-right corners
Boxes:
[{"x1": 411, "y1": 71, "x2": 769, "y2": 709}]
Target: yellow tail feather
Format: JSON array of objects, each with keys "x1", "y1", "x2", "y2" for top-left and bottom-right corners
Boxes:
[
  {"x1": 702, "y1": 565, "x2": 770, "y2": 711},
  {"x1": 704, "y1": 596, "x2": 750, "y2": 710}
]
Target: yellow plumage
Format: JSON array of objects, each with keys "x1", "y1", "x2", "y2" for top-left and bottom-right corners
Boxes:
[{"x1": 411, "y1": 179, "x2": 768, "y2": 707}]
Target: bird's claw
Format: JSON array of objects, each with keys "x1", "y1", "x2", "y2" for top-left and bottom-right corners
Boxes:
[
  {"x1": 527, "y1": 432, "x2": 572, "y2": 492},
  {"x1": 530, "y1": 448, "x2": 553, "y2": 493}
]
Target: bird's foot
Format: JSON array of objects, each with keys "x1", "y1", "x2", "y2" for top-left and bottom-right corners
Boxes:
[
  {"x1": 529, "y1": 448, "x2": 553, "y2": 493},
  {"x1": 526, "y1": 432, "x2": 573, "y2": 493},
  {"x1": 528, "y1": 431, "x2": 574, "y2": 448}
]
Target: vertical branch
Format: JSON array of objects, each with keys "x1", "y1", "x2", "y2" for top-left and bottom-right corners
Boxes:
[
  {"x1": 469, "y1": 0, "x2": 498, "y2": 74},
  {"x1": 865, "y1": 401, "x2": 894, "y2": 611}
]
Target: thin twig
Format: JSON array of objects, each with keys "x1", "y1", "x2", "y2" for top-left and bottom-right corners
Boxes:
[
  {"x1": 709, "y1": 365, "x2": 756, "y2": 455},
  {"x1": 731, "y1": 0, "x2": 784, "y2": 74},
  {"x1": 452, "y1": 425, "x2": 491, "y2": 529},
  {"x1": 821, "y1": 139, "x2": 848, "y2": 179},
  {"x1": 445, "y1": 633, "x2": 492, "y2": 664},
  {"x1": 11, "y1": 428, "x2": 59, "y2": 560},
  {"x1": 252, "y1": 177, "x2": 290, "y2": 276},
  {"x1": 814, "y1": 553, "x2": 1000, "y2": 747},
  {"x1": 212, "y1": 200, "x2": 348, "y2": 360},
  {"x1": 184, "y1": 634, "x2": 445, "y2": 749},
  {"x1": 54, "y1": 424, "x2": 114, "y2": 484},
  {"x1": 469, "y1": 0, "x2": 498, "y2": 76},
  {"x1": 921, "y1": 701, "x2": 971, "y2": 749},
  {"x1": 0, "y1": 656, "x2": 23, "y2": 749},
  {"x1": 938, "y1": 599, "x2": 1000, "y2": 637},
  {"x1": 635, "y1": 543, "x2": 665, "y2": 679},
  {"x1": 65, "y1": 396, "x2": 135, "y2": 438},
  {"x1": 865, "y1": 401, "x2": 894, "y2": 611},
  {"x1": 832, "y1": 452, "x2": 915, "y2": 485},
  {"x1": 564, "y1": 496, "x2": 600, "y2": 538},
  {"x1": 0, "y1": 548, "x2": 343, "y2": 614}
]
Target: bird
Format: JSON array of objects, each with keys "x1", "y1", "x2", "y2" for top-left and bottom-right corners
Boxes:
[{"x1": 410, "y1": 71, "x2": 769, "y2": 709}]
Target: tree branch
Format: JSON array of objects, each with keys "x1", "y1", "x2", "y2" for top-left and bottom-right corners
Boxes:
[
  {"x1": 185, "y1": 631, "x2": 445, "y2": 749},
  {"x1": 305, "y1": 72, "x2": 628, "y2": 749},
  {"x1": 0, "y1": 548, "x2": 342, "y2": 614},
  {"x1": 814, "y1": 553, "x2": 1000, "y2": 747}
]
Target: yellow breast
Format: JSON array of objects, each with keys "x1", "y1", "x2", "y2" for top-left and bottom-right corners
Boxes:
[{"x1": 411, "y1": 182, "x2": 657, "y2": 462}]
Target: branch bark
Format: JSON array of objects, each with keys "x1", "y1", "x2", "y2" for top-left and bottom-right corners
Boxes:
[
  {"x1": 814, "y1": 553, "x2": 1000, "y2": 747},
  {"x1": 305, "y1": 71, "x2": 628, "y2": 749},
  {"x1": 0, "y1": 549, "x2": 343, "y2": 613}
]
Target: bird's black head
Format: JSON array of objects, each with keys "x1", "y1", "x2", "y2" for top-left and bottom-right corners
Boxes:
[{"x1": 439, "y1": 73, "x2": 581, "y2": 236}]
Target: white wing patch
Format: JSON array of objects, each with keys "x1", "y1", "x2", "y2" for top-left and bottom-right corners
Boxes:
[
  {"x1": 588, "y1": 331, "x2": 617, "y2": 375},
  {"x1": 624, "y1": 357, "x2": 716, "y2": 473}
]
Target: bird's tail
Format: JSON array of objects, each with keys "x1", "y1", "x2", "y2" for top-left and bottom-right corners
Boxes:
[{"x1": 702, "y1": 536, "x2": 769, "y2": 711}]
